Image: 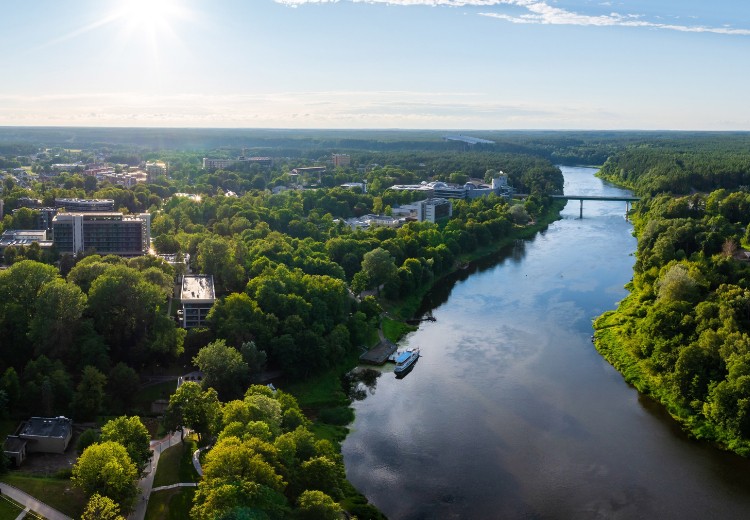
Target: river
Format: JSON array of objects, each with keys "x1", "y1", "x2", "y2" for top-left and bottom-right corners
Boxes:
[{"x1": 342, "y1": 166, "x2": 750, "y2": 520}]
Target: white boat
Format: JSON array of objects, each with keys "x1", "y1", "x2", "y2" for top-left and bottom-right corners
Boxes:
[{"x1": 394, "y1": 348, "x2": 420, "y2": 376}]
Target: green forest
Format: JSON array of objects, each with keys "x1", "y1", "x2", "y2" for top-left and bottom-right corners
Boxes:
[
  {"x1": 0, "y1": 138, "x2": 563, "y2": 518},
  {"x1": 594, "y1": 143, "x2": 750, "y2": 455}
]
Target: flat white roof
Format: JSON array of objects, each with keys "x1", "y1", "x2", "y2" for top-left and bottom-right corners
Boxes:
[{"x1": 181, "y1": 275, "x2": 216, "y2": 302}]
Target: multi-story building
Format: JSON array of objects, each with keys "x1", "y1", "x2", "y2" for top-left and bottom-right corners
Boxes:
[
  {"x1": 145, "y1": 161, "x2": 167, "y2": 182},
  {"x1": 389, "y1": 175, "x2": 512, "y2": 200},
  {"x1": 202, "y1": 156, "x2": 273, "y2": 170},
  {"x1": 54, "y1": 198, "x2": 115, "y2": 212},
  {"x1": 52, "y1": 212, "x2": 151, "y2": 256},
  {"x1": 332, "y1": 154, "x2": 351, "y2": 168},
  {"x1": 391, "y1": 198, "x2": 453, "y2": 223},
  {"x1": 179, "y1": 275, "x2": 216, "y2": 328}
]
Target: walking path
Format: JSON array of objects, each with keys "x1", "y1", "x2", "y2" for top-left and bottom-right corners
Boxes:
[
  {"x1": 192, "y1": 446, "x2": 211, "y2": 477},
  {"x1": 151, "y1": 482, "x2": 198, "y2": 492},
  {"x1": 128, "y1": 430, "x2": 183, "y2": 520},
  {"x1": 0, "y1": 482, "x2": 72, "y2": 520}
]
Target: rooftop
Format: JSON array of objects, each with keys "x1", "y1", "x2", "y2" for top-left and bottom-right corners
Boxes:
[
  {"x1": 19, "y1": 417, "x2": 72, "y2": 439},
  {"x1": 181, "y1": 275, "x2": 216, "y2": 302}
]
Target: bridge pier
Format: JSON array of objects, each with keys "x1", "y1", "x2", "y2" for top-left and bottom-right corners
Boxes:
[{"x1": 579, "y1": 199, "x2": 583, "y2": 219}]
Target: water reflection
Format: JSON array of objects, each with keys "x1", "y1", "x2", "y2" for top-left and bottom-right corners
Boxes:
[
  {"x1": 344, "y1": 367, "x2": 381, "y2": 401},
  {"x1": 343, "y1": 167, "x2": 750, "y2": 520}
]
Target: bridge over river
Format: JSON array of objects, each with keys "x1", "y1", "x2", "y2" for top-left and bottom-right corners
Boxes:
[{"x1": 551, "y1": 194, "x2": 641, "y2": 218}]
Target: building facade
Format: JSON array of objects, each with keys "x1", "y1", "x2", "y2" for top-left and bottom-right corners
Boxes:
[
  {"x1": 180, "y1": 275, "x2": 216, "y2": 328},
  {"x1": 52, "y1": 212, "x2": 151, "y2": 256},
  {"x1": 332, "y1": 154, "x2": 351, "y2": 167},
  {"x1": 392, "y1": 198, "x2": 453, "y2": 223}
]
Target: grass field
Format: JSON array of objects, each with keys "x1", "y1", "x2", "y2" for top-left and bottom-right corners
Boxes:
[
  {"x1": 0, "y1": 474, "x2": 86, "y2": 519},
  {"x1": 134, "y1": 380, "x2": 177, "y2": 414},
  {"x1": 152, "y1": 437, "x2": 199, "y2": 488},
  {"x1": 145, "y1": 487, "x2": 196, "y2": 520},
  {"x1": 0, "y1": 495, "x2": 25, "y2": 520}
]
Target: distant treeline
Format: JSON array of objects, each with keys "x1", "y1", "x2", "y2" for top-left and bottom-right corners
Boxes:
[
  {"x1": 5, "y1": 127, "x2": 750, "y2": 166},
  {"x1": 599, "y1": 136, "x2": 750, "y2": 195}
]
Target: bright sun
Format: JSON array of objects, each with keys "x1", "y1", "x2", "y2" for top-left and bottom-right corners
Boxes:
[{"x1": 106, "y1": 0, "x2": 191, "y2": 58}]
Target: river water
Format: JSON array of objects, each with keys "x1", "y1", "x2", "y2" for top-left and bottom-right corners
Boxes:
[{"x1": 342, "y1": 166, "x2": 750, "y2": 520}]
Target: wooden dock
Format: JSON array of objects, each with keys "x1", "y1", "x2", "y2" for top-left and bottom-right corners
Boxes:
[{"x1": 359, "y1": 339, "x2": 398, "y2": 365}]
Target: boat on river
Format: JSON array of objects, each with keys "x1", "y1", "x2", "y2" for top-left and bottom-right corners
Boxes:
[{"x1": 394, "y1": 348, "x2": 420, "y2": 377}]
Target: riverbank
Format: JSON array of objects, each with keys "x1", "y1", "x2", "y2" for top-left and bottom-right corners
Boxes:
[
  {"x1": 384, "y1": 198, "x2": 567, "y2": 320},
  {"x1": 594, "y1": 293, "x2": 750, "y2": 457},
  {"x1": 285, "y1": 197, "x2": 566, "y2": 518}
]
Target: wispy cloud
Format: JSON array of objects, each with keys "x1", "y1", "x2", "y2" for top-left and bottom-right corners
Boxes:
[
  {"x1": 274, "y1": 0, "x2": 750, "y2": 36},
  {"x1": 480, "y1": 1, "x2": 750, "y2": 35},
  {"x1": 0, "y1": 90, "x2": 623, "y2": 129}
]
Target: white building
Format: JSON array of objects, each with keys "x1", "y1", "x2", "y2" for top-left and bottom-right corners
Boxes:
[{"x1": 392, "y1": 198, "x2": 453, "y2": 223}]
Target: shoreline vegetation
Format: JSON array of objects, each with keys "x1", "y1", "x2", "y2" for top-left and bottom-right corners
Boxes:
[
  {"x1": 286, "y1": 198, "x2": 567, "y2": 515},
  {"x1": 591, "y1": 148, "x2": 750, "y2": 458}
]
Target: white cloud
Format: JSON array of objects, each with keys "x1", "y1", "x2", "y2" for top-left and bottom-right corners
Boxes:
[
  {"x1": 480, "y1": 1, "x2": 750, "y2": 35},
  {"x1": 274, "y1": 0, "x2": 750, "y2": 36}
]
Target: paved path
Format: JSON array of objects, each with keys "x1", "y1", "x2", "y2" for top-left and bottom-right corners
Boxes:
[
  {"x1": 192, "y1": 446, "x2": 211, "y2": 477},
  {"x1": 0, "y1": 482, "x2": 72, "y2": 520},
  {"x1": 151, "y1": 482, "x2": 198, "y2": 492},
  {"x1": 128, "y1": 430, "x2": 183, "y2": 520}
]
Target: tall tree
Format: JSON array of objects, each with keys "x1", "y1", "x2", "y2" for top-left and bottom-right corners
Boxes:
[
  {"x1": 72, "y1": 442, "x2": 139, "y2": 513},
  {"x1": 360, "y1": 248, "x2": 397, "y2": 296},
  {"x1": 164, "y1": 381, "x2": 221, "y2": 442},
  {"x1": 81, "y1": 493, "x2": 125, "y2": 520},
  {"x1": 71, "y1": 366, "x2": 107, "y2": 421},
  {"x1": 100, "y1": 416, "x2": 151, "y2": 473},
  {"x1": 193, "y1": 340, "x2": 250, "y2": 401}
]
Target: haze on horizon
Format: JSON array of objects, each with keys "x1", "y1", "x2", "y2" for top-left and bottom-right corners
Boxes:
[{"x1": 2, "y1": 0, "x2": 749, "y2": 131}]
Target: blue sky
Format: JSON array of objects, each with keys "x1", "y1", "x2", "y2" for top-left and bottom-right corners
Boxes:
[{"x1": 1, "y1": 0, "x2": 749, "y2": 129}]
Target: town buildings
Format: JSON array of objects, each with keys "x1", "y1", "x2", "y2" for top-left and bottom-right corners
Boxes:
[
  {"x1": 389, "y1": 174, "x2": 512, "y2": 200},
  {"x1": 202, "y1": 156, "x2": 273, "y2": 169}
]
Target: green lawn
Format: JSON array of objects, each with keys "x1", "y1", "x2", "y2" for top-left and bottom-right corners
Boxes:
[
  {"x1": 0, "y1": 495, "x2": 24, "y2": 520},
  {"x1": 145, "y1": 487, "x2": 196, "y2": 520},
  {"x1": 134, "y1": 380, "x2": 177, "y2": 414},
  {"x1": 381, "y1": 317, "x2": 417, "y2": 343},
  {"x1": 152, "y1": 437, "x2": 199, "y2": 488},
  {"x1": 0, "y1": 474, "x2": 86, "y2": 519},
  {"x1": 285, "y1": 351, "x2": 359, "y2": 410}
]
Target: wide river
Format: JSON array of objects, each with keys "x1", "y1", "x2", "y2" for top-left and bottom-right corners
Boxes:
[{"x1": 342, "y1": 166, "x2": 750, "y2": 519}]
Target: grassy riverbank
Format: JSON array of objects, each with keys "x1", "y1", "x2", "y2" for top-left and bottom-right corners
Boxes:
[{"x1": 593, "y1": 288, "x2": 750, "y2": 456}]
